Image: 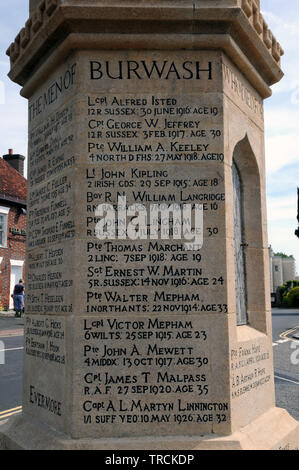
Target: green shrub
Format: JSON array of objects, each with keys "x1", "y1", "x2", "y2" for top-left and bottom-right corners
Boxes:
[
  {"x1": 285, "y1": 287, "x2": 299, "y2": 308},
  {"x1": 281, "y1": 296, "x2": 289, "y2": 307},
  {"x1": 276, "y1": 281, "x2": 299, "y2": 307}
]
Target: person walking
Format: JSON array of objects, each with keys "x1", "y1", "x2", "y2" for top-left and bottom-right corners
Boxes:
[{"x1": 13, "y1": 279, "x2": 25, "y2": 318}]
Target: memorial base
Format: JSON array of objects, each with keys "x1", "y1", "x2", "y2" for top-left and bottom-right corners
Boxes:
[{"x1": 1, "y1": 407, "x2": 298, "y2": 450}]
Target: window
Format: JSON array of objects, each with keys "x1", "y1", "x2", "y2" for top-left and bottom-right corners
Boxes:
[
  {"x1": 0, "y1": 206, "x2": 9, "y2": 248},
  {"x1": 232, "y1": 161, "x2": 248, "y2": 326},
  {"x1": 0, "y1": 215, "x2": 4, "y2": 245},
  {"x1": 232, "y1": 135, "x2": 266, "y2": 333},
  {"x1": 275, "y1": 265, "x2": 279, "y2": 272}
]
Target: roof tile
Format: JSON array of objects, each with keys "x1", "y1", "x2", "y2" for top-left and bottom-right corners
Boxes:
[{"x1": 0, "y1": 158, "x2": 27, "y2": 205}]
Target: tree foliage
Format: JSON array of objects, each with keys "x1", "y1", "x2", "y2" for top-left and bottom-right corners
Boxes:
[
  {"x1": 274, "y1": 252, "x2": 294, "y2": 259},
  {"x1": 285, "y1": 287, "x2": 299, "y2": 308}
]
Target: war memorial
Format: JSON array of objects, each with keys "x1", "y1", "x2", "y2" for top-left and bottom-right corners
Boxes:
[{"x1": 1, "y1": 0, "x2": 299, "y2": 450}]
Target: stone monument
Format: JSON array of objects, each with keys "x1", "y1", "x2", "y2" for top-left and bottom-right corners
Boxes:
[
  {"x1": 295, "y1": 188, "x2": 299, "y2": 239},
  {"x1": 1, "y1": 0, "x2": 298, "y2": 450}
]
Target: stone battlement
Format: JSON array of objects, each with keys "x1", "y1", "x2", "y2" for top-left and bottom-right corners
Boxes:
[
  {"x1": 7, "y1": 0, "x2": 58, "y2": 63},
  {"x1": 7, "y1": 0, "x2": 283, "y2": 77},
  {"x1": 242, "y1": 0, "x2": 284, "y2": 62}
]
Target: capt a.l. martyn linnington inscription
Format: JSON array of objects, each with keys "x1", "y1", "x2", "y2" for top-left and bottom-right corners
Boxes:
[{"x1": 1, "y1": 0, "x2": 299, "y2": 450}]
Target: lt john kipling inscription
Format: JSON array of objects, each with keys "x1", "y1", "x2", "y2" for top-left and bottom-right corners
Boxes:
[
  {"x1": 26, "y1": 57, "x2": 227, "y2": 319},
  {"x1": 84, "y1": 85, "x2": 225, "y2": 316}
]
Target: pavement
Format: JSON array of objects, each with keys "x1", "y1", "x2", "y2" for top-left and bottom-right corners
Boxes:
[
  {"x1": 1, "y1": 308, "x2": 298, "y2": 317},
  {"x1": 0, "y1": 310, "x2": 24, "y2": 318},
  {"x1": 0, "y1": 308, "x2": 298, "y2": 422},
  {"x1": 272, "y1": 308, "x2": 299, "y2": 315},
  {"x1": 0, "y1": 315, "x2": 24, "y2": 337}
]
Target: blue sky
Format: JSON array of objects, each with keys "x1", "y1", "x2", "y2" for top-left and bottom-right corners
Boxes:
[
  {"x1": 0, "y1": 1, "x2": 298, "y2": 273},
  {"x1": 262, "y1": 1, "x2": 299, "y2": 272}
]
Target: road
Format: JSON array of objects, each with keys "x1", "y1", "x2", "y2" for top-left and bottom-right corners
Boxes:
[
  {"x1": 0, "y1": 310, "x2": 298, "y2": 422},
  {"x1": 0, "y1": 317, "x2": 24, "y2": 420},
  {"x1": 272, "y1": 309, "x2": 299, "y2": 421}
]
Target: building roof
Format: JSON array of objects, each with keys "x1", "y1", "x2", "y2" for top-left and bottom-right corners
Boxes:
[{"x1": 0, "y1": 157, "x2": 27, "y2": 206}]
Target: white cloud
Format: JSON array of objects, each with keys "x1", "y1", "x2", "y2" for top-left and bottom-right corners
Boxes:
[
  {"x1": 0, "y1": 78, "x2": 28, "y2": 175},
  {"x1": 265, "y1": 133, "x2": 299, "y2": 174},
  {"x1": 262, "y1": 11, "x2": 299, "y2": 38},
  {"x1": 262, "y1": 10, "x2": 299, "y2": 95},
  {"x1": 267, "y1": 196, "x2": 297, "y2": 222},
  {"x1": 264, "y1": 107, "x2": 299, "y2": 133},
  {"x1": 268, "y1": 223, "x2": 299, "y2": 274}
]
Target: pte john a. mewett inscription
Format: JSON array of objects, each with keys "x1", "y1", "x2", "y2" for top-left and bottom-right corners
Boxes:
[{"x1": 1, "y1": 0, "x2": 299, "y2": 450}]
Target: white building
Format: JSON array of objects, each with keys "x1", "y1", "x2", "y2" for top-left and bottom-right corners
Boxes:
[{"x1": 269, "y1": 246, "x2": 296, "y2": 293}]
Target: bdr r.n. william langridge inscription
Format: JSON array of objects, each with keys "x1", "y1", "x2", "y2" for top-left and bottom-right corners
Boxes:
[{"x1": 1, "y1": 0, "x2": 299, "y2": 450}]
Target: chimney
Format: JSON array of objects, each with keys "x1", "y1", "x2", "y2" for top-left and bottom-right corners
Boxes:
[{"x1": 3, "y1": 149, "x2": 25, "y2": 176}]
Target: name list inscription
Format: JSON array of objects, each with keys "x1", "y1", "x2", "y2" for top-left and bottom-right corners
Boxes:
[
  {"x1": 79, "y1": 316, "x2": 229, "y2": 434},
  {"x1": 26, "y1": 57, "x2": 231, "y2": 437}
]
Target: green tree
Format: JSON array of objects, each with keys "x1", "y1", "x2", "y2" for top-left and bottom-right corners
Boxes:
[
  {"x1": 276, "y1": 281, "x2": 299, "y2": 307},
  {"x1": 285, "y1": 287, "x2": 299, "y2": 308},
  {"x1": 274, "y1": 252, "x2": 294, "y2": 258}
]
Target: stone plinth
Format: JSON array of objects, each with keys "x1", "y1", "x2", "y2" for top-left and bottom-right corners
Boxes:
[{"x1": 1, "y1": 0, "x2": 298, "y2": 450}]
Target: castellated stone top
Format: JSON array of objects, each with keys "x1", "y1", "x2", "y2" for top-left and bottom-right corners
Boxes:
[
  {"x1": 242, "y1": 0, "x2": 284, "y2": 61},
  {"x1": 7, "y1": 0, "x2": 284, "y2": 95}
]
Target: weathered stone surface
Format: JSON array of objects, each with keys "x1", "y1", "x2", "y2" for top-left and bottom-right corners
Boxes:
[{"x1": 1, "y1": 0, "x2": 298, "y2": 450}]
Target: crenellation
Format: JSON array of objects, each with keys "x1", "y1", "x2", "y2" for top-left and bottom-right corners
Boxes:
[
  {"x1": 8, "y1": 33, "x2": 21, "y2": 63},
  {"x1": 45, "y1": 0, "x2": 58, "y2": 16},
  {"x1": 278, "y1": 43, "x2": 284, "y2": 61},
  {"x1": 242, "y1": 0, "x2": 253, "y2": 18},
  {"x1": 7, "y1": 0, "x2": 58, "y2": 65},
  {"x1": 31, "y1": 2, "x2": 44, "y2": 33},
  {"x1": 272, "y1": 37, "x2": 281, "y2": 62},
  {"x1": 252, "y1": 0, "x2": 259, "y2": 10},
  {"x1": 241, "y1": 0, "x2": 283, "y2": 63},
  {"x1": 6, "y1": 0, "x2": 284, "y2": 71},
  {"x1": 253, "y1": 9, "x2": 263, "y2": 36},
  {"x1": 20, "y1": 19, "x2": 32, "y2": 49},
  {"x1": 263, "y1": 20, "x2": 272, "y2": 49}
]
